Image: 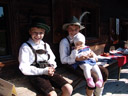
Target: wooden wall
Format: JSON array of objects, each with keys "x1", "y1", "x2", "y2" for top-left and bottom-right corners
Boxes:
[{"x1": 0, "y1": 0, "x2": 128, "y2": 68}]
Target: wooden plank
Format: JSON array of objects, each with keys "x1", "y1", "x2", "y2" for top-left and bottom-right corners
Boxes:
[{"x1": 56, "y1": 67, "x2": 84, "y2": 85}]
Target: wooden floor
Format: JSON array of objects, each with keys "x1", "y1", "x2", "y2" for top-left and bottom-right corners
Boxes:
[{"x1": 102, "y1": 63, "x2": 128, "y2": 96}]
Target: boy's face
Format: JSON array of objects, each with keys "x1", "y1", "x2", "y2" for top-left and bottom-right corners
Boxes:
[
  {"x1": 29, "y1": 27, "x2": 45, "y2": 44},
  {"x1": 67, "y1": 25, "x2": 80, "y2": 38}
]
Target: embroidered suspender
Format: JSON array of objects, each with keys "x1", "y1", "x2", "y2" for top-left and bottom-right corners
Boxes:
[
  {"x1": 26, "y1": 42, "x2": 50, "y2": 68},
  {"x1": 66, "y1": 37, "x2": 75, "y2": 54},
  {"x1": 26, "y1": 42, "x2": 39, "y2": 67},
  {"x1": 44, "y1": 43, "x2": 50, "y2": 60}
]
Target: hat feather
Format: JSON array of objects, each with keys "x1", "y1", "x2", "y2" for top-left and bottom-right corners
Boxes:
[{"x1": 79, "y1": 11, "x2": 90, "y2": 24}]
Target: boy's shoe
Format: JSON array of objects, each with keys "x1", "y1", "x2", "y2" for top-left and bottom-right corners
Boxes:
[
  {"x1": 96, "y1": 79, "x2": 103, "y2": 88},
  {"x1": 86, "y1": 78, "x2": 95, "y2": 88}
]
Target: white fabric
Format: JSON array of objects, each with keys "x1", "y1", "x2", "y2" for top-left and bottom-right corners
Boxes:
[
  {"x1": 79, "y1": 64, "x2": 92, "y2": 78},
  {"x1": 92, "y1": 65, "x2": 103, "y2": 80},
  {"x1": 74, "y1": 33, "x2": 86, "y2": 44},
  {"x1": 94, "y1": 86, "x2": 104, "y2": 96},
  {"x1": 19, "y1": 38, "x2": 57, "y2": 76},
  {"x1": 59, "y1": 36, "x2": 76, "y2": 64},
  {"x1": 79, "y1": 64, "x2": 103, "y2": 80},
  {"x1": 70, "y1": 46, "x2": 97, "y2": 61},
  {"x1": 70, "y1": 45, "x2": 103, "y2": 80}
]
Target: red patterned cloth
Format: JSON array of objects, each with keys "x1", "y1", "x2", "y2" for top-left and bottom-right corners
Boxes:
[{"x1": 109, "y1": 54, "x2": 128, "y2": 67}]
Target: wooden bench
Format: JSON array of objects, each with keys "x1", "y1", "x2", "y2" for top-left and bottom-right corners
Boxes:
[
  {"x1": 0, "y1": 44, "x2": 118, "y2": 96},
  {"x1": 55, "y1": 59, "x2": 117, "y2": 95},
  {"x1": 56, "y1": 43, "x2": 119, "y2": 94},
  {"x1": 45, "y1": 43, "x2": 118, "y2": 95},
  {"x1": 2, "y1": 58, "x2": 116, "y2": 96}
]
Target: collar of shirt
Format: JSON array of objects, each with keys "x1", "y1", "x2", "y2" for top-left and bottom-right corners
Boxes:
[
  {"x1": 67, "y1": 36, "x2": 74, "y2": 44},
  {"x1": 27, "y1": 38, "x2": 45, "y2": 50}
]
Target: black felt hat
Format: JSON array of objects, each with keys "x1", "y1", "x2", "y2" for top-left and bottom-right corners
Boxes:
[{"x1": 30, "y1": 17, "x2": 50, "y2": 33}]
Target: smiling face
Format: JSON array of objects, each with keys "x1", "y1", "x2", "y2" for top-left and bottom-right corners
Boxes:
[
  {"x1": 67, "y1": 25, "x2": 80, "y2": 38},
  {"x1": 29, "y1": 27, "x2": 45, "y2": 44}
]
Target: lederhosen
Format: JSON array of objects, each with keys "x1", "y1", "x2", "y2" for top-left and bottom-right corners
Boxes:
[
  {"x1": 26, "y1": 42, "x2": 68, "y2": 96},
  {"x1": 66, "y1": 37, "x2": 109, "y2": 89}
]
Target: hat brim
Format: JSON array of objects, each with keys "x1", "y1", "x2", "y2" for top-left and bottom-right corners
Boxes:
[
  {"x1": 30, "y1": 23, "x2": 50, "y2": 33},
  {"x1": 62, "y1": 22, "x2": 85, "y2": 30}
]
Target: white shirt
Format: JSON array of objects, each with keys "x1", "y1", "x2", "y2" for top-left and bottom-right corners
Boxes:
[
  {"x1": 59, "y1": 35, "x2": 97, "y2": 65},
  {"x1": 18, "y1": 38, "x2": 57, "y2": 76},
  {"x1": 59, "y1": 36, "x2": 76, "y2": 64}
]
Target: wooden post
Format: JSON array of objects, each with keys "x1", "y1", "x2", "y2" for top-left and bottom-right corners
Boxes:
[
  {"x1": 0, "y1": 62, "x2": 4, "y2": 71},
  {"x1": 118, "y1": 67, "x2": 121, "y2": 80},
  {"x1": 0, "y1": 62, "x2": 4, "y2": 68}
]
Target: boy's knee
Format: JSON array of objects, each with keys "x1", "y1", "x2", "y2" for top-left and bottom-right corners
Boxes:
[
  {"x1": 62, "y1": 83, "x2": 73, "y2": 95},
  {"x1": 48, "y1": 91, "x2": 57, "y2": 96}
]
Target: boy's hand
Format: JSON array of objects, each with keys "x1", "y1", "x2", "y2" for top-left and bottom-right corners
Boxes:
[{"x1": 48, "y1": 67, "x2": 55, "y2": 76}]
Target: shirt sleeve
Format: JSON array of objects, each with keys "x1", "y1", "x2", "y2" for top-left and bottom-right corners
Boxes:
[
  {"x1": 45, "y1": 43, "x2": 57, "y2": 68},
  {"x1": 70, "y1": 50, "x2": 78, "y2": 59},
  {"x1": 59, "y1": 39, "x2": 76, "y2": 64},
  {"x1": 18, "y1": 44, "x2": 49, "y2": 76}
]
